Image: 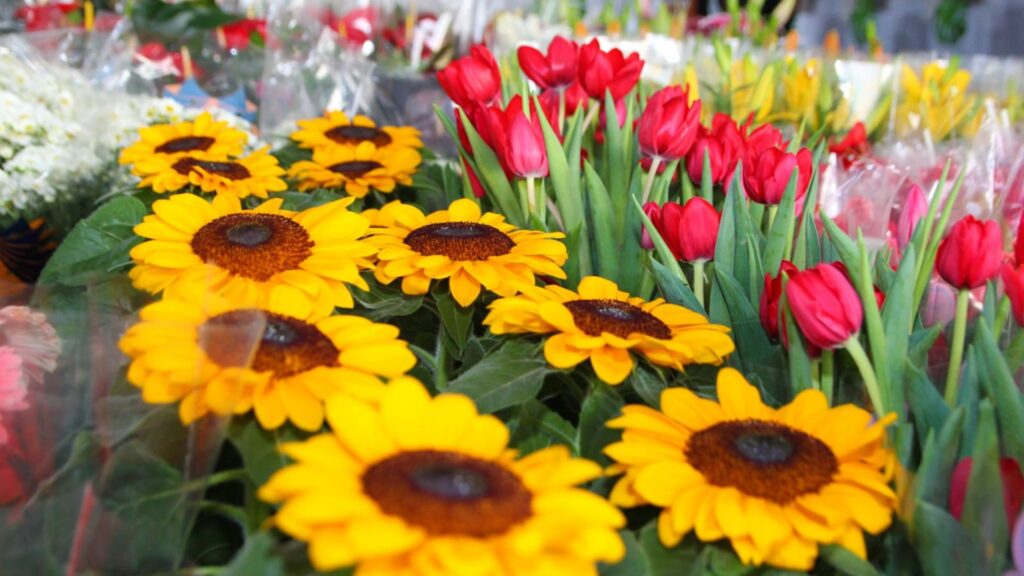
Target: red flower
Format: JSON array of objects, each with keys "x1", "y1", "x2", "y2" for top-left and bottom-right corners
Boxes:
[
  {"x1": 896, "y1": 184, "x2": 928, "y2": 249},
  {"x1": 504, "y1": 98, "x2": 549, "y2": 178},
  {"x1": 539, "y1": 82, "x2": 589, "y2": 120},
  {"x1": 1015, "y1": 213, "x2": 1024, "y2": 266},
  {"x1": 336, "y1": 7, "x2": 378, "y2": 45},
  {"x1": 950, "y1": 457, "x2": 1024, "y2": 528},
  {"x1": 829, "y1": 122, "x2": 871, "y2": 169},
  {"x1": 743, "y1": 147, "x2": 813, "y2": 205},
  {"x1": 760, "y1": 261, "x2": 799, "y2": 341},
  {"x1": 686, "y1": 114, "x2": 744, "y2": 186},
  {"x1": 637, "y1": 86, "x2": 700, "y2": 162},
  {"x1": 221, "y1": 18, "x2": 267, "y2": 51},
  {"x1": 438, "y1": 45, "x2": 502, "y2": 109},
  {"x1": 935, "y1": 215, "x2": 1003, "y2": 290},
  {"x1": 518, "y1": 36, "x2": 578, "y2": 91},
  {"x1": 785, "y1": 262, "x2": 864, "y2": 350},
  {"x1": 641, "y1": 201, "x2": 661, "y2": 250},
  {"x1": 832, "y1": 261, "x2": 886, "y2": 309},
  {"x1": 577, "y1": 39, "x2": 643, "y2": 101},
  {"x1": 742, "y1": 122, "x2": 784, "y2": 156},
  {"x1": 15, "y1": 4, "x2": 67, "y2": 31},
  {"x1": 644, "y1": 199, "x2": 720, "y2": 262},
  {"x1": 1003, "y1": 263, "x2": 1024, "y2": 326}
]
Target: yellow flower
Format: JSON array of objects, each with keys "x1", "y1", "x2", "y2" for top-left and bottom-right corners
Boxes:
[
  {"x1": 259, "y1": 377, "x2": 626, "y2": 575},
  {"x1": 730, "y1": 56, "x2": 774, "y2": 124},
  {"x1": 484, "y1": 276, "x2": 734, "y2": 385},
  {"x1": 133, "y1": 147, "x2": 287, "y2": 198},
  {"x1": 119, "y1": 111, "x2": 248, "y2": 167},
  {"x1": 118, "y1": 289, "x2": 414, "y2": 430},
  {"x1": 129, "y1": 193, "x2": 376, "y2": 317},
  {"x1": 366, "y1": 199, "x2": 567, "y2": 307},
  {"x1": 288, "y1": 141, "x2": 421, "y2": 198},
  {"x1": 291, "y1": 111, "x2": 423, "y2": 152},
  {"x1": 897, "y1": 61, "x2": 980, "y2": 140},
  {"x1": 606, "y1": 368, "x2": 897, "y2": 570}
]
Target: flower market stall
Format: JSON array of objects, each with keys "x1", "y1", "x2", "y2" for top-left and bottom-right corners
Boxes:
[{"x1": 2, "y1": 1, "x2": 1024, "y2": 575}]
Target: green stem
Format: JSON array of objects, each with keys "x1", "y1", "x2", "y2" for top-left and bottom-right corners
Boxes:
[
  {"x1": 682, "y1": 175, "x2": 695, "y2": 202},
  {"x1": 693, "y1": 260, "x2": 705, "y2": 309},
  {"x1": 527, "y1": 176, "x2": 540, "y2": 222},
  {"x1": 765, "y1": 204, "x2": 778, "y2": 234},
  {"x1": 1007, "y1": 327, "x2": 1024, "y2": 374},
  {"x1": 844, "y1": 336, "x2": 885, "y2": 418},
  {"x1": 435, "y1": 323, "x2": 449, "y2": 390},
  {"x1": 581, "y1": 103, "x2": 601, "y2": 136},
  {"x1": 810, "y1": 358, "x2": 821, "y2": 391},
  {"x1": 641, "y1": 157, "x2": 662, "y2": 204},
  {"x1": 994, "y1": 296, "x2": 1011, "y2": 338},
  {"x1": 944, "y1": 289, "x2": 970, "y2": 407},
  {"x1": 821, "y1": 349, "x2": 835, "y2": 404},
  {"x1": 558, "y1": 89, "x2": 567, "y2": 135}
]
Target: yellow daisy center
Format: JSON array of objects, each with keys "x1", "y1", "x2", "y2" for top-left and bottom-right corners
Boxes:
[
  {"x1": 328, "y1": 160, "x2": 383, "y2": 179},
  {"x1": 191, "y1": 213, "x2": 313, "y2": 281},
  {"x1": 685, "y1": 420, "x2": 838, "y2": 504},
  {"x1": 200, "y1": 310, "x2": 339, "y2": 377},
  {"x1": 155, "y1": 136, "x2": 216, "y2": 154},
  {"x1": 173, "y1": 158, "x2": 252, "y2": 180},
  {"x1": 325, "y1": 125, "x2": 392, "y2": 147},
  {"x1": 564, "y1": 299, "x2": 671, "y2": 339},
  {"x1": 361, "y1": 450, "x2": 533, "y2": 537},
  {"x1": 405, "y1": 223, "x2": 515, "y2": 261}
]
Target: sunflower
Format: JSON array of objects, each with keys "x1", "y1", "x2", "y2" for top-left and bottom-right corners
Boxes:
[
  {"x1": 119, "y1": 111, "x2": 248, "y2": 167},
  {"x1": 258, "y1": 377, "x2": 625, "y2": 575},
  {"x1": 365, "y1": 199, "x2": 567, "y2": 307},
  {"x1": 129, "y1": 193, "x2": 376, "y2": 317},
  {"x1": 288, "y1": 141, "x2": 421, "y2": 198},
  {"x1": 119, "y1": 287, "x2": 414, "y2": 430},
  {"x1": 484, "y1": 276, "x2": 734, "y2": 385},
  {"x1": 291, "y1": 111, "x2": 423, "y2": 152},
  {"x1": 133, "y1": 147, "x2": 287, "y2": 198},
  {"x1": 605, "y1": 368, "x2": 897, "y2": 570}
]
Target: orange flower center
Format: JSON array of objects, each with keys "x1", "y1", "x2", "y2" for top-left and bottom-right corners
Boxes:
[
  {"x1": 685, "y1": 420, "x2": 838, "y2": 504},
  {"x1": 199, "y1": 310, "x2": 339, "y2": 377},
  {"x1": 362, "y1": 450, "x2": 532, "y2": 536},
  {"x1": 405, "y1": 222, "x2": 515, "y2": 261},
  {"x1": 172, "y1": 158, "x2": 252, "y2": 180},
  {"x1": 191, "y1": 213, "x2": 313, "y2": 281},
  {"x1": 564, "y1": 299, "x2": 671, "y2": 339},
  {"x1": 155, "y1": 136, "x2": 215, "y2": 154},
  {"x1": 325, "y1": 125, "x2": 392, "y2": 147}
]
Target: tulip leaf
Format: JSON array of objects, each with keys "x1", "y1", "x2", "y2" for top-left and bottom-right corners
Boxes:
[
  {"x1": 819, "y1": 213, "x2": 862, "y2": 285},
  {"x1": 650, "y1": 259, "x2": 705, "y2": 315},
  {"x1": 961, "y1": 401, "x2": 1009, "y2": 574},
  {"x1": 819, "y1": 545, "x2": 880, "y2": 576},
  {"x1": 716, "y1": 163, "x2": 761, "y2": 300},
  {"x1": 604, "y1": 91, "x2": 636, "y2": 247},
  {"x1": 455, "y1": 111, "x2": 523, "y2": 227},
  {"x1": 855, "y1": 232, "x2": 891, "y2": 410},
  {"x1": 763, "y1": 169, "x2": 799, "y2": 273},
  {"x1": 909, "y1": 324, "x2": 943, "y2": 367},
  {"x1": 584, "y1": 160, "x2": 620, "y2": 282},
  {"x1": 633, "y1": 197, "x2": 688, "y2": 290},
  {"x1": 912, "y1": 499, "x2": 987, "y2": 576},
  {"x1": 913, "y1": 168, "x2": 967, "y2": 312},
  {"x1": 533, "y1": 95, "x2": 584, "y2": 236},
  {"x1": 782, "y1": 303, "x2": 813, "y2": 399},
  {"x1": 881, "y1": 243, "x2": 917, "y2": 415},
  {"x1": 907, "y1": 364, "x2": 951, "y2": 449},
  {"x1": 973, "y1": 318, "x2": 1024, "y2": 458},
  {"x1": 793, "y1": 161, "x2": 822, "y2": 269},
  {"x1": 701, "y1": 149, "x2": 714, "y2": 202},
  {"x1": 916, "y1": 407, "x2": 964, "y2": 507}
]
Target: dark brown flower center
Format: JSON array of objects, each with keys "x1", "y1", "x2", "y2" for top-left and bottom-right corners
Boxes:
[
  {"x1": 564, "y1": 299, "x2": 671, "y2": 339},
  {"x1": 362, "y1": 450, "x2": 532, "y2": 537},
  {"x1": 686, "y1": 420, "x2": 838, "y2": 504},
  {"x1": 199, "y1": 310, "x2": 339, "y2": 377},
  {"x1": 190, "y1": 213, "x2": 313, "y2": 281},
  {"x1": 328, "y1": 160, "x2": 383, "y2": 179},
  {"x1": 172, "y1": 158, "x2": 251, "y2": 180},
  {"x1": 155, "y1": 136, "x2": 216, "y2": 154},
  {"x1": 325, "y1": 125, "x2": 392, "y2": 147},
  {"x1": 404, "y1": 222, "x2": 515, "y2": 261}
]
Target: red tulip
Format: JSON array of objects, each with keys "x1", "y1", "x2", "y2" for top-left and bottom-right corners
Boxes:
[
  {"x1": 829, "y1": 122, "x2": 871, "y2": 169},
  {"x1": 221, "y1": 18, "x2": 267, "y2": 51},
  {"x1": 641, "y1": 201, "x2": 661, "y2": 250},
  {"x1": 743, "y1": 147, "x2": 813, "y2": 205},
  {"x1": 686, "y1": 114, "x2": 744, "y2": 186},
  {"x1": 742, "y1": 122, "x2": 784, "y2": 156},
  {"x1": 644, "y1": 199, "x2": 720, "y2": 262},
  {"x1": 785, "y1": 262, "x2": 864, "y2": 349},
  {"x1": 1015, "y1": 213, "x2": 1024, "y2": 266},
  {"x1": 950, "y1": 457, "x2": 1024, "y2": 528},
  {"x1": 577, "y1": 39, "x2": 644, "y2": 101},
  {"x1": 832, "y1": 261, "x2": 886, "y2": 309},
  {"x1": 518, "y1": 36, "x2": 578, "y2": 91},
  {"x1": 637, "y1": 86, "x2": 701, "y2": 162},
  {"x1": 504, "y1": 98, "x2": 548, "y2": 178},
  {"x1": 539, "y1": 82, "x2": 589, "y2": 120},
  {"x1": 1003, "y1": 264, "x2": 1024, "y2": 326},
  {"x1": 935, "y1": 215, "x2": 1003, "y2": 290},
  {"x1": 760, "y1": 261, "x2": 799, "y2": 341},
  {"x1": 896, "y1": 184, "x2": 928, "y2": 249},
  {"x1": 438, "y1": 45, "x2": 502, "y2": 109},
  {"x1": 455, "y1": 108, "x2": 493, "y2": 198}
]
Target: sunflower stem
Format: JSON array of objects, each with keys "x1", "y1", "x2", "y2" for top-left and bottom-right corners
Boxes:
[
  {"x1": 693, "y1": 260, "x2": 705, "y2": 308},
  {"x1": 641, "y1": 157, "x2": 662, "y2": 205},
  {"x1": 944, "y1": 289, "x2": 970, "y2": 408},
  {"x1": 844, "y1": 336, "x2": 885, "y2": 418},
  {"x1": 821, "y1": 349, "x2": 835, "y2": 404},
  {"x1": 994, "y1": 295, "x2": 1011, "y2": 338}
]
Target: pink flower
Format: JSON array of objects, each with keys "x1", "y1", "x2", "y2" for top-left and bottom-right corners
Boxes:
[
  {"x1": 935, "y1": 215, "x2": 1003, "y2": 290},
  {"x1": 0, "y1": 347, "x2": 26, "y2": 446},
  {"x1": 785, "y1": 263, "x2": 864, "y2": 350},
  {"x1": 897, "y1": 184, "x2": 928, "y2": 249},
  {"x1": 0, "y1": 306, "x2": 61, "y2": 386}
]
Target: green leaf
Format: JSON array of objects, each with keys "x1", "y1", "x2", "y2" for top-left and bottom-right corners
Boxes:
[
  {"x1": 633, "y1": 196, "x2": 688, "y2": 291},
  {"x1": 433, "y1": 288, "x2": 474, "y2": 358},
  {"x1": 578, "y1": 380, "x2": 624, "y2": 464},
  {"x1": 601, "y1": 530, "x2": 650, "y2": 576},
  {"x1": 907, "y1": 364, "x2": 951, "y2": 448},
  {"x1": 507, "y1": 399, "x2": 577, "y2": 454},
  {"x1": 820, "y1": 544, "x2": 880, "y2": 576},
  {"x1": 973, "y1": 318, "x2": 1024, "y2": 457},
  {"x1": 650, "y1": 259, "x2": 704, "y2": 314},
  {"x1": 352, "y1": 283, "x2": 423, "y2": 321},
  {"x1": 39, "y1": 196, "x2": 146, "y2": 285},
  {"x1": 222, "y1": 533, "x2": 284, "y2": 576},
  {"x1": 447, "y1": 339, "x2": 550, "y2": 413},
  {"x1": 585, "y1": 160, "x2": 620, "y2": 282},
  {"x1": 276, "y1": 189, "x2": 343, "y2": 211},
  {"x1": 638, "y1": 522, "x2": 705, "y2": 576},
  {"x1": 881, "y1": 243, "x2": 917, "y2": 415},
  {"x1": 912, "y1": 500, "x2": 987, "y2": 576},
  {"x1": 630, "y1": 363, "x2": 668, "y2": 408},
  {"x1": 228, "y1": 418, "x2": 304, "y2": 487},
  {"x1": 763, "y1": 169, "x2": 799, "y2": 273},
  {"x1": 961, "y1": 401, "x2": 1009, "y2": 573},
  {"x1": 916, "y1": 407, "x2": 964, "y2": 507}
]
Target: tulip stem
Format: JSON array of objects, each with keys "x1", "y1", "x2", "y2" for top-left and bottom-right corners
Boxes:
[
  {"x1": 844, "y1": 336, "x2": 885, "y2": 418},
  {"x1": 527, "y1": 176, "x2": 540, "y2": 221},
  {"x1": 821, "y1": 349, "x2": 835, "y2": 404},
  {"x1": 944, "y1": 289, "x2": 970, "y2": 408},
  {"x1": 994, "y1": 296, "x2": 1011, "y2": 338},
  {"x1": 558, "y1": 90, "x2": 567, "y2": 134},
  {"x1": 545, "y1": 196, "x2": 565, "y2": 231},
  {"x1": 693, "y1": 260, "x2": 705, "y2": 308},
  {"x1": 582, "y1": 104, "x2": 601, "y2": 135},
  {"x1": 765, "y1": 205, "x2": 778, "y2": 233},
  {"x1": 641, "y1": 157, "x2": 662, "y2": 204}
]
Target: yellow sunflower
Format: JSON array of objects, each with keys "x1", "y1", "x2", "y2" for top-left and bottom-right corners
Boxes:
[
  {"x1": 129, "y1": 193, "x2": 376, "y2": 317},
  {"x1": 133, "y1": 147, "x2": 287, "y2": 198},
  {"x1": 259, "y1": 377, "x2": 625, "y2": 575},
  {"x1": 119, "y1": 288, "x2": 415, "y2": 430},
  {"x1": 119, "y1": 111, "x2": 248, "y2": 167},
  {"x1": 291, "y1": 111, "x2": 423, "y2": 152},
  {"x1": 484, "y1": 276, "x2": 734, "y2": 385},
  {"x1": 605, "y1": 368, "x2": 897, "y2": 570},
  {"x1": 288, "y1": 141, "x2": 421, "y2": 198},
  {"x1": 365, "y1": 199, "x2": 567, "y2": 307}
]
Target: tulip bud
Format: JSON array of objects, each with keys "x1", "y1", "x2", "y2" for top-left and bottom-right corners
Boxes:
[
  {"x1": 896, "y1": 184, "x2": 928, "y2": 249},
  {"x1": 505, "y1": 107, "x2": 548, "y2": 178},
  {"x1": 950, "y1": 457, "x2": 1024, "y2": 528},
  {"x1": 577, "y1": 39, "x2": 644, "y2": 101},
  {"x1": 675, "y1": 198, "x2": 720, "y2": 262},
  {"x1": 759, "y1": 261, "x2": 799, "y2": 341},
  {"x1": 637, "y1": 86, "x2": 701, "y2": 162},
  {"x1": 437, "y1": 45, "x2": 502, "y2": 109},
  {"x1": 785, "y1": 263, "x2": 864, "y2": 350},
  {"x1": 518, "y1": 36, "x2": 578, "y2": 91},
  {"x1": 742, "y1": 147, "x2": 813, "y2": 205},
  {"x1": 640, "y1": 202, "x2": 662, "y2": 250},
  {"x1": 935, "y1": 215, "x2": 1002, "y2": 290},
  {"x1": 1003, "y1": 263, "x2": 1024, "y2": 326},
  {"x1": 742, "y1": 123, "x2": 784, "y2": 156}
]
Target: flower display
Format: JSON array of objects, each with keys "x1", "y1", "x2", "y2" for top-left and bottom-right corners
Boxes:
[
  {"x1": 288, "y1": 141, "x2": 421, "y2": 198},
  {"x1": 259, "y1": 378, "x2": 625, "y2": 574},
  {"x1": 606, "y1": 368, "x2": 897, "y2": 570},
  {"x1": 133, "y1": 147, "x2": 287, "y2": 198},
  {"x1": 290, "y1": 112, "x2": 423, "y2": 152},
  {"x1": 485, "y1": 276, "x2": 734, "y2": 384},
  {"x1": 119, "y1": 111, "x2": 248, "y2": 168}
]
